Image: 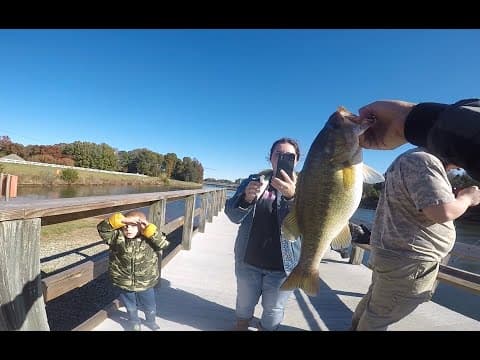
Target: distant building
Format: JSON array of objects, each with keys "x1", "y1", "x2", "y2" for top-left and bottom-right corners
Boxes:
[{"x1": 0, "y1": 154, "x2": 26, "y2": 162}]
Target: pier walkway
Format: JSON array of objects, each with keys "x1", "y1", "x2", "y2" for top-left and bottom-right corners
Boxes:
[{"x1": 93, "y1": 211, "x2": 480, "y2": 331}]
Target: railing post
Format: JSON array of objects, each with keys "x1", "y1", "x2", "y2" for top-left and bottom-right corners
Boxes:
[
  {"x1": 0, "y1": 218, "x2": 49, "y2": 330},
  {"x1": 220, "y1": 189, "x2": 226, "y2": 210},
  {"x1": 182, "y1": 195, "x2": 195, "y2": 250},
  {"x1": 206, "y1": 192, "x2": 213, "y2": 223},
  {"x1": 213, "y1": 190, "x2": 219, "y2": 216},
  {"x1": 198, "y1": 194, "x2": 207, "y2": 233},
  {"x1": 0, "y1": 173, "x2": 5, "y2": 200},
  {"x1": 149, "y1": 199, "x2": 166, "y2": 288},
  {"x1": 349, "y1": 245, "x2": 365, "y2": 265},
  {"x1": 5, "y1": 174, "x2": 11, "y2": 201}
]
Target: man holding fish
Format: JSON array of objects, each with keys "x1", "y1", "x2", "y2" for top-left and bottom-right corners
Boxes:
[{"x1": 349, "y1": 98, "x2": 480, "y2": 330}]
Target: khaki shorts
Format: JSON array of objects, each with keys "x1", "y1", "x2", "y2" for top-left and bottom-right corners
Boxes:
[{"x1": 353, "y1": 249, "x2": 439, "y2": 331}]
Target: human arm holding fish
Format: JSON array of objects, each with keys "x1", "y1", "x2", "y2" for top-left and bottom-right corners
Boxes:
[{"x1": 358, "y1": 98, "x2": 480, "y2": 181}]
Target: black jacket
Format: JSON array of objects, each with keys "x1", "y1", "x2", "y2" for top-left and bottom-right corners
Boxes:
[{"x1": 405, "y1": 98, "x2": 480, "y2": 181}]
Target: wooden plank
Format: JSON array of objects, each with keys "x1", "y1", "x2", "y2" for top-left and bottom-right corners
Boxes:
[
  {"x1": 349, "y1": 246, "x2": 365, "y2": 265},
  {"x1": 182, "y1": 195, "x2": 195, "y2": 250},
  {"x1": 352, "y1": 242, "x2": 480, "y2": 262},
  {"x1": 351, "y1": 243, "x2": 480, "y2": 294},
  {"x1": 149, "y1": 199, "x2": 166, "y2": 289},
  {"x1": 5, "y1": 174, "x2": 11, "y2": 201},
  {"x1": 438, "y1": 264, "x2": 480, "y2": 294},
  {"x1": 206, "y1": 193, "x2": 213, "y2": 223},
  {"x1": 73, "y1": 299, "x2": 121, "y2": 331},
  {"x1": 198, "y1": 194, "x2": 207, "y2": 233},
  {"x1": 9, "y1": 175, "x2": 17, "y2": 198},
  {"x1": 162, "y1": 244, "x2": 183, "y2": 267},
  {"x1": 0, "y1": 218, "x2": 49, "y2": 330},
  {"x1": 163, "y1": 216, "x2": 184, "y2": 235},
  {"x1": 0, "y1": 189, "x2": 213, "y2": 222},
  {"x1": 0, "y1": 173, "x2": 4, "y2": 196},
  {"x1": 42, "y1": 253, "x2": 109, "y2": 302}
]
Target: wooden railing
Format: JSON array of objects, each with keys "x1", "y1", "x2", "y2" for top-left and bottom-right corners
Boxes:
[
  {"x1": 0, "y1": 188, "x2": 226, "y2": 331},
  {"x1": 349, "y1": 241, "x2": 480, "y2": 295}
]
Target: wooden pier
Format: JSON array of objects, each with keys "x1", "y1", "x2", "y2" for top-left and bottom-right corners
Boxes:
[
  {"x1": 0, "y1": 187, "x2": 479, "y2": 331},
  {"x1": 92, "y1": 211, "x2": 480, "y2": 331}
]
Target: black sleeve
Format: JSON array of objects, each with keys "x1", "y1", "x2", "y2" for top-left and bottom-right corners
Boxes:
[{"x1": 404, "y1": 98, "x2": 480, "y2": 181}]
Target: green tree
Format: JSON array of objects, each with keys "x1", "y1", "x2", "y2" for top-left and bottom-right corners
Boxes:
[
  {"x1": 60, "y1": 169, "x2": 79, "y2": 184},
  {"x1": 164, "y1": 153, "x2": 178, "y2": 178},
  {"x1": 63, "y1": 141, "x2": 118, "y2": 171}
]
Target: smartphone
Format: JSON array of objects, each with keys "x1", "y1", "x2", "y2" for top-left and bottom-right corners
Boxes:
[{"x1": 276, "y1": 153, "x2": 295, "y2": 179}]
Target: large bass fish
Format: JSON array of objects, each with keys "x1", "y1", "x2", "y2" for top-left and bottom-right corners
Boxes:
[{"x1": 280, "y1": 107, "x2": 384, "y2": 296}]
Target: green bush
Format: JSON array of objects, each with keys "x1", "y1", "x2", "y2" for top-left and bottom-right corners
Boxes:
[{"x1": 60, "y1": 169, "x2": 79, "y2": 184}]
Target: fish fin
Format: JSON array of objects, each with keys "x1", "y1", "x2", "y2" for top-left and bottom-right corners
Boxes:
[
  {"x1": 330, "y1": 223, "x2": 352, "y2": 250},
  {"x1": 280, "y1": 266, "x2": 319, "y2": 296},
  {"x1": 281, "y1": 208, "x2": 301, "y2": 241},
  {"x1": 362, "y1": 164, "x2": 385, "y2": 184}
]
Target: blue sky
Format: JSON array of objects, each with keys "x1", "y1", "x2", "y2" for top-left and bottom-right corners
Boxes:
[{"x1": 0, "y1": 29, "x2": 478, "y2": 181}]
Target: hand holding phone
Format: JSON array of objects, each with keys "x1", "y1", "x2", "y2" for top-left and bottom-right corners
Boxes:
[{"x1": 276, "y1": 153, "x2": 295, "y2": 179}]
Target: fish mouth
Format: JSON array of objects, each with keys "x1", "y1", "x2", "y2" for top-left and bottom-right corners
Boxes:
[{"x1": 337, "y1": 106, "x2": 375, "y2": 135}]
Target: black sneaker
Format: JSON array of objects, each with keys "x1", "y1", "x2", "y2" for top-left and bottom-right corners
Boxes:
[{"x1": 145, "y1": 322, "x2": 160, "y2": 331}]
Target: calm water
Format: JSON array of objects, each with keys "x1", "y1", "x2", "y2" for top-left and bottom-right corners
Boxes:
[{"x1": 14, "y1": 186, "x2": 480, "y2": 321}]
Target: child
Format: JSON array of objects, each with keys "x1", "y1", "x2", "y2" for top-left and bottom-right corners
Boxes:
[{"x1": 97, "y1": 210, "x2": 169, "y2": 331}]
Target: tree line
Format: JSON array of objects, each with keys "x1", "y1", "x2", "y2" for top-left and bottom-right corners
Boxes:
[{"x1": 0, "y1": 136, "x2": 204, "y2": 183}]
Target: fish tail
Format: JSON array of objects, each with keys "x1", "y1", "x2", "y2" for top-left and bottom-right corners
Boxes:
[{"x1": 280, "y1": 266, "x2": 319, "y2": 296}]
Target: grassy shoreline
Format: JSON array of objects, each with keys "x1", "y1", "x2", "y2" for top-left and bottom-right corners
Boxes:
[{"x1": 0, "y1": 162, "x2": 201, "y2": 189}]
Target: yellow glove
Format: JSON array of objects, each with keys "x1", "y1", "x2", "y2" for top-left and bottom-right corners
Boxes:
[
  {"x1": 108, "y1": 213, "x2": 125, "y2": 229},
  {"x1": 142, "y1": 223, "x2": 158, "y2": 238}
]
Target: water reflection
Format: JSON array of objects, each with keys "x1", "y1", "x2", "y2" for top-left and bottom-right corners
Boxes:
[
  {"x1": 17, "y1": 184, "x2": 174, "y2": 200},
  {"x1": 60, "y1": 186, "x2": 78, "y2": 198}
]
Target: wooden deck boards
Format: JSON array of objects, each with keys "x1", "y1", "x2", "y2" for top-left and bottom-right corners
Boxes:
[{"x1": 92, "y1": 211, "x2": 480, "y2": 331}]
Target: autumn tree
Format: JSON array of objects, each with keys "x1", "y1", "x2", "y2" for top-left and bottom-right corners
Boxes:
[{"x1": 0, "y1": 136, "x2": 25, "y2": 158}]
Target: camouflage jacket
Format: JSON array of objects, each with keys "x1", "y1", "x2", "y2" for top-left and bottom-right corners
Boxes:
[{"x1": 97, "y1": 216, "x2": 170, "y2": 292}]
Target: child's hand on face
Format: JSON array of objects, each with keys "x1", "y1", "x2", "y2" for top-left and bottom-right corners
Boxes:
[
  {"x1": 138, "y1": 219, "x2": 149, "y2": 232},
  {"x1": 122, "y1": 216, "x2": 149, "y2": 231},
  {"x1": 122, "y1": 216, "x2": 140, "y2": 226}
]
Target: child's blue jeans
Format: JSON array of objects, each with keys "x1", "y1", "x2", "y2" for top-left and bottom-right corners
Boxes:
[{"x1": 118, "y1": 287, "x2": 156, "y2": 324}]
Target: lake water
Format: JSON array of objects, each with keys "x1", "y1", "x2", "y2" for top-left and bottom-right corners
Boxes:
[{"x1": 13, "y1": 185, "x2": 480, "y2": 321}]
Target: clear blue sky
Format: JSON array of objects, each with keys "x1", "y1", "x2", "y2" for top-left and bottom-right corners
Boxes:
[{"x1": 0, "y1": 29, "x2": 478, "y2": 181}]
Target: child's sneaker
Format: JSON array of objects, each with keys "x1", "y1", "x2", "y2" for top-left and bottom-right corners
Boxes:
[
  {"x1": 145, "y1": 322, "x2": 160, "y2": 331},
  {"x1": 131, "y1": 322, "x2": 141, "y2": 331}
]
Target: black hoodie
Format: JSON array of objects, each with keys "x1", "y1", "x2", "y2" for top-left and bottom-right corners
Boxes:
[{"x1": 405, "y1": 98, "x2": 480, "y2": 181}]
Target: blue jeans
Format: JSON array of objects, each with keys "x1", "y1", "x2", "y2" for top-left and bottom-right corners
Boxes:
[
  {"x1": 235, "y1": 262, "x2": 293, "y2": 330},
  {"x1": 118, "y1": 287, "x2": 157, "y2": 324}
]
